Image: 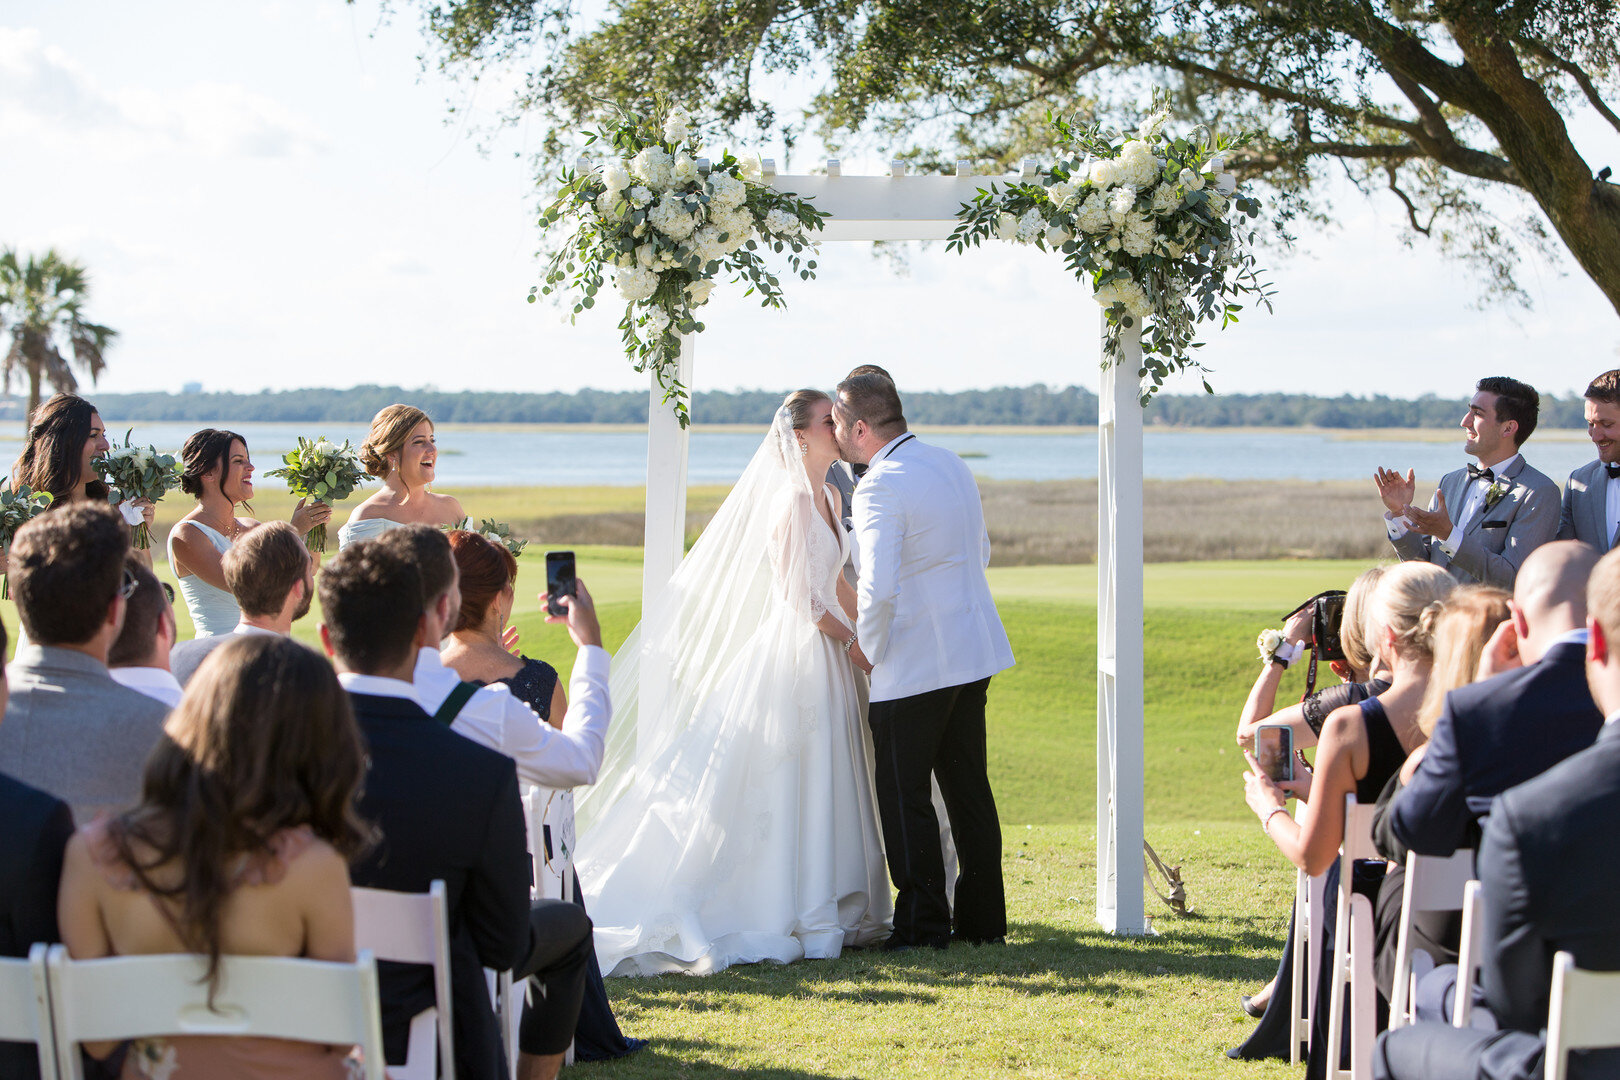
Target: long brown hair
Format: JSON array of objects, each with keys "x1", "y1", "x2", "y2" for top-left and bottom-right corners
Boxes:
[
  {"x1": 1417, "y1": 585, "x2": 1513, "y2": 735},
  {"x1": 12, "y1": 393, "x2": 109, "y2": 501},
  {"x1": 107, "y1": 636, "x2": 374, "y2": 994}
]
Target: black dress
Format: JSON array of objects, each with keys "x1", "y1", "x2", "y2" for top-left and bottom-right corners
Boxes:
[{"x1": 493, "y1": 656, "x2": 646, "y2": 1063}]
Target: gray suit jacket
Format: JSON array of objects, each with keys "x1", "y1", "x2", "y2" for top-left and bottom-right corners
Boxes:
[
  {"x1": 1389, "y1": 455, "x2": 1560, "y2": 588},
  {"x1": 1557, "y1": 458, "x2": 1614, "y2": 552},
  {"x1": 0, "y1": 645, "x2": 169, "y2": 823}
]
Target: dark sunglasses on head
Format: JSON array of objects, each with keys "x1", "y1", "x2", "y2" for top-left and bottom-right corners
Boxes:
[{"x1": 118, "y1": 566, "x2": 139, "y2": 600}]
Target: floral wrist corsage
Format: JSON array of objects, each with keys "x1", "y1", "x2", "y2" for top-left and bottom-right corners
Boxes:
[{"x1": 1257, "y1": 629, "x2": 1301, "y2": 668}]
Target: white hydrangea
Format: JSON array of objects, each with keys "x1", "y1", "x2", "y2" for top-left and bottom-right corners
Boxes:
[
  {"x1": 1150, "y1": 182, "x2": 1182, "y2": 216},
  {"x1": 1094, "y1": 276, "x2": 1152, "y2": 319},
  {"x1": 649, "y1": 192, "x2": 699, "y2": 240},
  {"x1": 670, "y1": 152, "x2": 700, "y2": 187},
  {"x1": 691, "y1": 225, "x2": 727, "y2": 266},
  {"x1": 602, "y1": 161, "x2": 632, "y2": 194},
  {"x1": 1016, "y1": 208, "x2": 1045, "y2": 243},
  {"x1": 1160, "y1": 238, "x2": 1186, "y2": 259},
  {"x1": 663, "y1": 106, "x2": 693, "y2": 145},
  {"x1": 616, "y1": 266, "x2": 660, "y2": 302},
  {"x1": 628, "y1": 185, "x2": 654, "y2": 208},
  {"x1": 687, "y1": 279, "x2": 716, "y2": 306},
  {"x1": 714, "y1": 208, "x2": 753, "y2": 251},
  {"x1": 1121, "y1": 214, "x2": 1158, "y2": 258},
  {"x1": 708, "y1": 172, "x2": 747, "y2": 210},
  {"x1": 631, "y1": 147, "x2": 673, "y2": 190},
  {"x1": 1117, "y1": 140, "x2": 1162, "y2": 189},
  {"x1": 994, "y1": 212, "x2": 1019, "y2": 240},
  {"x1": 738, "y1": 155, "x2": 764, "y2": 183},
  {"x1": 764, "y1": 208, "x2": 802, "y2": 236},
  {"x1": 1108, "y1": 187, "x2": 1138, "y2": 226},
  {"x1": 1075, "y1": 192, "x2": 1111, "y2": 234},
  {"x1": 1046, "y1": 181, "x2": 1078, "y2": 211}
]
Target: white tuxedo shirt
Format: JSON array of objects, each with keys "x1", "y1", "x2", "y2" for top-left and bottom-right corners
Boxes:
[{"x1": 852, "y1": 433, "x2": 1015, "y2": 702}]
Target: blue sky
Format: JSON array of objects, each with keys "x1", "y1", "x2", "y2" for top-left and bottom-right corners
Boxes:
[{"x1": 4, "y1": 1, "x2": 1618, "y2": 400}]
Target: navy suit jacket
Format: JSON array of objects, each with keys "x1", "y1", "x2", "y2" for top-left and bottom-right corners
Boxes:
[
  {"x1": 348, "y1": 692, "x2": 532, "y2": 1080},
  {"x1": 1389, "y1": 640, "x2": 1603, "y2": 857},
  {"x1": 0, "y1": 771, "x2": 73, "y2": 1080},
  {"x1": 1473, "y1": 722, "x2": 1620, "y2": 1080}
]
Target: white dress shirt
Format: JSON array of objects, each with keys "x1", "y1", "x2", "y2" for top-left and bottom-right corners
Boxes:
[
  {"x1": 410, "y1": 646, "x2": 613, "y2": 790},
  {"x1": 1385, "y1": 453, "x2": 1521, "y2": 552},
  {"x1": 109, "y1": 666, "x2": 184, "y2": 708}
]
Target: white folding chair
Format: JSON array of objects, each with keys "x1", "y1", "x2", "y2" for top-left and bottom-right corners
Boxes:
[
  {"x1": 1388, "y1": 849, "x2": 1475, "y2": 1030},
  {"x1": 351, "y1": 881, "x2": 454, "y2": 1080},
  {"x1": 45, "y1": 944, "x2": 386, "y2": 1080},
  {"x1": 1323, "y1": 794, "x2": 1379, "y2": 1080},
  {"x1": 520, "y1": 786, "x2": 578, "y2": 1071},
  {"x1": 1289, "y1": 854, "x2": 1329, "y2": 1064},
  {"x1": 0, "y1": 943, "x2": 59, "y2": 1080},
  {"x1": 1453, "y1": 880, "x2": 1486, "y2": 1027},
  {"x1": 1546, "y1": 950, "x2": 1620, "y2": 1080}
]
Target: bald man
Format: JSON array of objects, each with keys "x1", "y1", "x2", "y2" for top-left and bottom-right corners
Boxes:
[{"x1": 1387, "y1": 540, "x2": 1606, "y2": 859}]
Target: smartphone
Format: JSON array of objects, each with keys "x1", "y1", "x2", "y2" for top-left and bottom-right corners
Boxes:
[
  {"x1": 545, "y1": 550, "x2": 576, "y2": 617},
  {"x1": 1255, "y1": 723, "x2": 1295, "y2": 784}
]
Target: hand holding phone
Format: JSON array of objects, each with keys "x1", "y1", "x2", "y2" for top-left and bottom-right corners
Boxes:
[
  {"x1": 1255, "y1": 723, "x2": 1295, "y2": 784},
  {"x1": 545, "y1": 550, "x2": 576, "y2": 617}
]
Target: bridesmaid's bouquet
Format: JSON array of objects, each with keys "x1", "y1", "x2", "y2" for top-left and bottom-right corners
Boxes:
[
  {"x1": 451, "y1": 517, "x2": 529, "y2": 557},
  {"x1": 94, "y1": 432, "x2": 183, "y2": 549},
  {"x1": 266, "y1": 437, "x2": 368, "y2": 553},
  {"x1": 0, "y1": 484, "x2": 53, "y2": 598}
]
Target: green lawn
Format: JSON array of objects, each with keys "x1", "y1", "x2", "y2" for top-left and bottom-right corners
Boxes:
[{"x1": 7, "y1": 548, "x2": 1377, "y2": 1078}]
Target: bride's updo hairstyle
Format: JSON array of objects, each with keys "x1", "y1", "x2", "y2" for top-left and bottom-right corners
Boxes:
[
  {"x1": 359, "y1": 404, "x2": 432, "y2": 479},
  {"x1": 179, "y1": 428, "x2": 249, "y2": 501},
  {"x1": 775, "y1": 389, "x2": 830, "y2": 466},
  {"x1": 1367, "y1": 562, "x2": 1456, "y2": 666},
  {"x1": 448, "y1": 529, "x2": 518, "y2": 632}
]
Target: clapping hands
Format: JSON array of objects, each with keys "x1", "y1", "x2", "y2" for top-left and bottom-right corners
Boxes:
[{"x1": 1374, "y1": 467, "x2": 1416, "y2": 516}]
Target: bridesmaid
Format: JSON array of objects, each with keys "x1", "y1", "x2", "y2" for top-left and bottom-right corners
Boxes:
[
  {"x1": 440, "y1": 530, "x2": 645, "y2": 1063},
  {"x1": 337, "y1": 404, "x2": 462, "y2": 548},
  {"x1": 168, "y1": 429, "x2": 329, "y2": 636}
]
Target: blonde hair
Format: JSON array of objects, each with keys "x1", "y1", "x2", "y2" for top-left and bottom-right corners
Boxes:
[
  {"x1": 1340, "y1": 565, "x2": 1388, "y2": 678},
  {"x1": 359, "y1": 404, "x2": 432, "y2": 479},
  {"x1": 1369, "y1": 562, "x2": 1457, "y2": 664},
  {"x1": 1416, "y1": 585, "x2": 1513, "y2": 734}
]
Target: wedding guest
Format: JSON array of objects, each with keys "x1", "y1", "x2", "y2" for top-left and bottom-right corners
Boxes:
[
  {"x1": 337, "y1": 405, "x2": 463, "y2": 548},
  {"x1": 1238, "y1": 562, "x2": 1454, "y2": 1075},
  {"x1": 168, "y1": 429, "x2": 328, "y2": 636},
  {"x1": 1557, "y1": 368, "x2": 1620, "y2": 550},
  {"x1": 56, "y1": 636, "x2": 371, "y2": 1079},
  {"x1": 1235, "y1": 566, "x2": 1389, "y2": 755},
  {"x1": 106, "y1": 554, "x2": 183, "y2": 707},
  {"x1": 1371, "y1": 547, "x2": 1620, "y2": 1080},
  {"x1": 170, "y1": 521, "x2": 314, "y2": 686},
  {"x1": 321, "y1": 541, "x2": 593, "y2": 1080},
  {"x1": 1376, "y1": 376, "x2": 1559, "y2": 588},
  {"x1": 439, "y1": 529, "x2": 645, "y2": 1063},
  {"x1": 0, "y1": 503, "x2": 168, "y2": 823},
  {"x1": 1383, "y1": 540, "x2": 1604, "y2": 860},
  {"x1": 0, "y1": 620, "x2": 75, "y2": 1080}
]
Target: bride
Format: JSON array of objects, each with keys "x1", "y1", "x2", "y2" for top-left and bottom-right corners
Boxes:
[{"x1": 576, "y1": 390, "x2": 893, "y2": 976}]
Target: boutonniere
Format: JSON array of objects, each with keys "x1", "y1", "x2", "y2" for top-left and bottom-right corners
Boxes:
[{"x1": 1484, "y1": 478, "x2": 1512, "y2": 511}]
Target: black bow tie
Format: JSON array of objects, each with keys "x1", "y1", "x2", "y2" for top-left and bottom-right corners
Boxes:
[
  {"x1": 851, "y1": 463, "x2": 868, "y2": 479},
  {"x1": 1606, "y1": 462, "x2": 1620, "y2": 480},
  {"x1": 1467, "y1": 463, "x2": 1495, "y2": 483}
]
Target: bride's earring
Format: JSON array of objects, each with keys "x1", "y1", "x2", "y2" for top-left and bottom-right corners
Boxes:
[{"x1": 798, "y1": 442, "x2": 809, "y2": 456}]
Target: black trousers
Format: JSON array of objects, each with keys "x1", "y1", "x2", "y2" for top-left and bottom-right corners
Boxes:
[
  {"x1": 514, "y1": 898, "x2": 594, "y2": 1056},
  {"x1": 868, "y1": 676, "x2": 1006, "y2": 944}
]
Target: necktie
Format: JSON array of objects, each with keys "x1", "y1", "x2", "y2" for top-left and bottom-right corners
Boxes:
[
  {"x1": 852, "y1": 463, "x2": 868, "y2": 480},
  {"x1": 1606, "y1": 462, "x2": 1620, "y2": 480},
  {"x1": 1466, "y1": 463, "x2": 1495, "y2": 483}
]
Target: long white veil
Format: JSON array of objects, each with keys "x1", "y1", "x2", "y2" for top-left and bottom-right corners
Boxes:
[{"x1": 576, "y1": 405, "x2": 834, "y2": 835}]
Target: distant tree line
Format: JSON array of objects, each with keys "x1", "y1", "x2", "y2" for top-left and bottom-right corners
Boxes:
[{"x1": 19, "y1": 385, "x2": 1588, "y2": 428}]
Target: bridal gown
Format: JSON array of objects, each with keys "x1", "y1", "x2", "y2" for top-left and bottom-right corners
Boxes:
[{"x1": 577, "y1": 492, "x2": 893, "y2": 976}]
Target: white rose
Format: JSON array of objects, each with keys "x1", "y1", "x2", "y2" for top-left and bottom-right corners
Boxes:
[
  {"x1": 1106, "y1": 236, "x2": 1122, "y2": 251},
  {"x1": 594, "y1": 191, "x2": 624, "y2": 220},
  {"x1": 687, "y1": 279, "x2": 716, "y2": 306},
  {"x1": 636, "y1": 244, "x2": 656, "y2": 268},
  {"x1": 994, "y1": 212, "x2": 1019, "y2": 240},
  {"x1": 1179, "y1": 167, "x2": 1205, "y2": 191},
  {"x1": 602, "y1": 161, "x2": 632, "y2": 194},
  {"x1": 616, "y1": 267, "x2": 660, "y2": 303},
  {"x1": 670, "y1": 152, "x2": 700, "y2": 186},
  {"x1": 629, "y1": 185, "x2": 654, "y2": 208},
  {"x1": 1046, "y1": 181, "x2": 1077, "y2": 211},
  {"x1": 1088, "y1": 159, "x2": 1122, "y2": 190},
  {"x1": 1044, "y1": 224, "x2": 1073, "y2": 247},
  {"x1": 738, "y1": 154, "x2": 764, "y2": 183}
]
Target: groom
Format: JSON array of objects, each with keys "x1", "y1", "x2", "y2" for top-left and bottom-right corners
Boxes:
[{"x1": 834, "y1": 372, "x2": 1016, "y2": 950}]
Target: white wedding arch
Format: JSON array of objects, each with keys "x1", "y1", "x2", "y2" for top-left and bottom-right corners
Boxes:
[{"x1": 620, "y1": 157, "x2": 1151, "y2": 936}]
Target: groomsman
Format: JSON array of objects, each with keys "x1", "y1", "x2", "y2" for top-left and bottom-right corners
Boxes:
[
  {"x1": 1375, "y1": 376, "x2": 1559, "y2": 588},
  {"x1": 1558, "y1": 368, "x2": 1620, "y2": 551}
]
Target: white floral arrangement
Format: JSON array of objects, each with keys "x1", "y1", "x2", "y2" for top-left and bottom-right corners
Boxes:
[
  {"x1": 533, "y1": 103, "x2": 828, "y2": 427},
  {"x1": 1256, "y1": 628, "x2": 1287, "y2": 666},
  {"x1": 948, "y1": 105, "x2": 1276, "y2": 402},
  {"x1": 94, "y1": 432, "x2": 182, "y2": 549}
]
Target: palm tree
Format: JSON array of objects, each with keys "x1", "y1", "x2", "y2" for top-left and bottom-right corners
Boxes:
[{"x1": 0, "y1": 248, "x2": 118, "y2": 424}]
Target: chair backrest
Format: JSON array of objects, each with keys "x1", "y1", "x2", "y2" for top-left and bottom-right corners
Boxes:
[
  {"x1": 1389, "y1": 850, "x2": 1476, "y2": 1030},
  {"x1": 352, "y1": 881, "x2": 453, "y2": 1080},
  {"x1": 1546, "y1": 951, "x2": 1620, "y2": 1080},
  {"x1": 45, "y1": 944, "x2": 385, "y2": 1080},
  {"x1": 1340, "y1": 794, "x2": 1379, "y2": 867},
  {"x1": 1454, "y1": 879, "x2": 1486, "y2": 1028},
  {"x1": 0, "y1": 944, "x2": 59, "y2": 1080}
]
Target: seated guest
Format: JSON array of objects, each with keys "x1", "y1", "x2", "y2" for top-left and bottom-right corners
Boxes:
[
  {"x1": 170, "y1": 521, "x2": 314, "y2": 686},
  {"x1": 0, "y1": 620, "x2": 75, "y2": 1080},
  {"x1": 0, "y1": 503, "x2": 168, "y2": 822},
  {"x1": 374, "y1": 526, "x2": 610, "y2": 788},
  {"x1": 107, "y1": 555, "x2": 183, "y2": 707},
  {"x1": 1385, "y1": 540, "x2": 1604, "y2": 859},
  {"x1": 1372, "y1": 547, "x2": 1620, "y2": 1080},
  {"x1": 321, "y1": 541, "x2": 594, "y2": 1080},
  {"x1": 1558, "y1": 368, "x2": 1620, "y2": 551},
  {"x1": 441, "y1": 530, "x2": 566, "y2": 727},
  {"x1": 56, "y1": 636, "x2": 370, "y2": 1079},
  {"x1": 1376, "y1": 376, "x2": 1559, "y2": 587}
]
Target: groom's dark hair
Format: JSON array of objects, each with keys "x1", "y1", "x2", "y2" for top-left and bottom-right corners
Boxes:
[
  {"x1": 836, "y1": 373, "x2": 906, "y2": 437},
  {"x1": 846, "y1": 364, "x2": 893, "y2": 384},
  {"x1": 1586, "y1": 370, "x2": 1620, "y2": 407},
  {"x1": 1477, "y1": 376, "x2": 1539, "y2": 446}
]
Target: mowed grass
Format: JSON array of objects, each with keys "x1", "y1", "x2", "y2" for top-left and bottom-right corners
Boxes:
[{"x1": 4, "y1": 544, "x2": 1377, "y2": 1078}]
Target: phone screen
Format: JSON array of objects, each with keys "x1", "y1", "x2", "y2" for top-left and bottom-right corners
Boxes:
[
  {"x1": 545, "y1": 551, "x2": 576, "y2": 617},
  {"x1": 1256, "y1": 724, "x2": 1294, "y2": 784}
]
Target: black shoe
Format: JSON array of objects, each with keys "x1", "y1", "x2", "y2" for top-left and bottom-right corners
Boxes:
[
  {"x1": 951, "y1": 933, "x2": 1006, "y2": 947},
  {"x1": 1240, "y1": 993, "x2": 1265, "y2": 1018}
]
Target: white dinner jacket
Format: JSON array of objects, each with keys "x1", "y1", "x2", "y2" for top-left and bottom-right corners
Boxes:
[{"x1": 852, "y1": 433, "x2": 1015, "y2": 703}]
